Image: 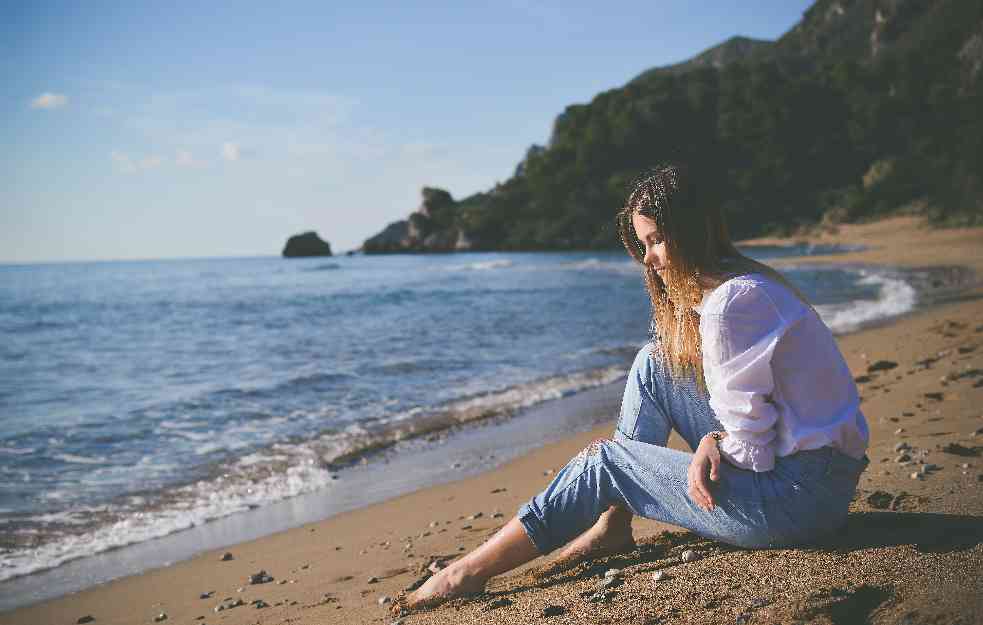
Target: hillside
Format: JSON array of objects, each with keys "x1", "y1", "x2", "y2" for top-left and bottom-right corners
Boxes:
[{"x1": 363, "y1": 0, "x2": 983, "y2": 253}]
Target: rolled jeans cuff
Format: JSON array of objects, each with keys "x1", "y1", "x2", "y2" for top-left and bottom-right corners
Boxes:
[{"x1": 517, "y1": 501, "x2": 553, "y2": 555}]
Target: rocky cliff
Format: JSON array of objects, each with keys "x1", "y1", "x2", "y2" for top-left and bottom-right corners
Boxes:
[{"x1": 362, "y1": 187, "x2": 474, "y2": 253}]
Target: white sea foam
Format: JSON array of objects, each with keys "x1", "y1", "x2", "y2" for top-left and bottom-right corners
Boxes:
[
  {"x1": 0, "y1": 449, "x2": 339, "y2": 583},
  {"x1": 53, "y1": 453, "x2": 107, "y2": 465},
  {"x1": 447, "y1": 259, "x2": 514, "y2": 271},
  {"x1": 556, "y1": 258, "x2": 639, "y2": 274},
  {"x1": 816, "y1": 270, "x2": 917, "y2": 334},
  {"x1": 0, "y1": 446, "x2": 35, "y2": 456},
  {"x1": 0, "y1": 363, "x2": 629, "y2": 583}
]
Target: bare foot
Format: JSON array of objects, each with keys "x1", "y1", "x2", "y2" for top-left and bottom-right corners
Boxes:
[
  {"x1": 393, "y1": 562, "x2": 486, "y2": 615},
  {"x1": 533, "y1": 506, "x2": 635, "y2": 578}
]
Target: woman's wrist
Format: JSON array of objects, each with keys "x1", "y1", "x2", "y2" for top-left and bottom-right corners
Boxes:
[{"x1": 703, "y1": 430, "x2": 726, "y2": 443}]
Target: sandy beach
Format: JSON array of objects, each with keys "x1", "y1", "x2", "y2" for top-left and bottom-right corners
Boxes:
[{"x1": 3, "y1": 216, "x2": 983, "y2": 625}]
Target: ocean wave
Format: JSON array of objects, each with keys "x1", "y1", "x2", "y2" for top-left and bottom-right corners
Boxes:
[
  {"x1": 304, "y1": 262, "x2": 341, "y2": 272},
  {"x1": 0, "y1": 364, "x2": 627, "y2": 583},
  {"x1": 555, "y1": 258, "x2": 639, "y2": 274},
  {"x1": 445, "y1": 259, "x2": 514, "y2": 272},
  {"x1": 816, "y1": 269, "x2": 917, "y2": 334}
]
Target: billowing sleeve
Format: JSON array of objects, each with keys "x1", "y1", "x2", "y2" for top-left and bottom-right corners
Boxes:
[{"x1": 700, "y1": 282, "x2": 790, "y2": 472}]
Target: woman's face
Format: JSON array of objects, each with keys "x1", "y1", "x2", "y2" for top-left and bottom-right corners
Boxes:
[{"x1": 631, "y1": 212, "x2": 668, "y2": 275}]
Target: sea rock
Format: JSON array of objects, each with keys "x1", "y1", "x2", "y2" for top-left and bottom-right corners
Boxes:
[
  {"x1": 282, "y1": 231, "x2": 332, "y2": 258},
  {"x1": 542, "y1": 605, "x2": 566, "y2": 616},
  {"x1": 681, "y1": 549, "x2": 700, "y2": 563}
]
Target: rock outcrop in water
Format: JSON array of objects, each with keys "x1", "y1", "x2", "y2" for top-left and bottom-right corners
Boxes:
[
  {"x1": 282, "y1": 232, "x2": 333, "y2": 258},
  {"x1": 363, "y1": 187, "x2": 474, "y2": 254}
]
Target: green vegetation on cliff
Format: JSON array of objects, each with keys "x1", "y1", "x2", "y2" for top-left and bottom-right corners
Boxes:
[{"x1": 364, "y1": 0, "x2": 983, "y2": 253}]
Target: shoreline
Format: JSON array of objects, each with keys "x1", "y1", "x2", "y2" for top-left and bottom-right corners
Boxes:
[
  {"x1": 0, "y1": 262, "x2": 959, "y2": 605},
  {"x1": 3, "y1": 216, "x2": 983, "y2": 624},
  {"x1": 0, "y1": 255, "x2": 945, "y2": 590}
]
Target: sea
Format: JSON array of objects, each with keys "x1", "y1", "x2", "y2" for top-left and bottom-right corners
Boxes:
[{"x1": 0, "y1": 246, "x2": 917, "y2": 607}]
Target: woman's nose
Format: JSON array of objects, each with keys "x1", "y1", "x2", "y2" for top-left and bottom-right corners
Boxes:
[{"x1": 643, "y1": 247, "x2": 656, "y2": 266}]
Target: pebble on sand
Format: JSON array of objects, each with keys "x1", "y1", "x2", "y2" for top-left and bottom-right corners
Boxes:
[
  {"x1": 868, "y1": 360, "x2": 898, "y2": 372},
  {"x1": 681, "y1": 549, "x2": 700, "y2": 563},
  {"x1": 911, "y1": 472, "x2": 923, "y2": 480},
  {"x1": 220, "y1": 552, "x2": 234, "y2": 561},
  {"x1": 76, "y1": 616, "x2": 95, "y2": 624},
  {"x1": 542, "y1": 605, "x2": 566, "y2": 616},
  {"x1": 248, "y1": 570, "x2": 274, "y2": 585},
  {"x1": 482, "y1": 597, "x2": 513, "y2": 611},
  {"x1": 153, "y1": 613, "x2": 168, "y2": 622},
  {"x1": 652, "y1": 570, "x2": 667, "y2": 582}
]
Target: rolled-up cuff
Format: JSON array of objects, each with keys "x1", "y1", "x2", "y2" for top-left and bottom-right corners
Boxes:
[
  {"x1": 720, "y1": 437, "x2": 775, "y2": 472},
  {"x1": 517, "y1": 502, "x2": 553, "y2": 555}
]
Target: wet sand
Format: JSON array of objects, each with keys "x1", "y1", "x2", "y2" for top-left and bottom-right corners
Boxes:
[{"x1": 3, "y1": 216, "x2": 982, "y2": 625}]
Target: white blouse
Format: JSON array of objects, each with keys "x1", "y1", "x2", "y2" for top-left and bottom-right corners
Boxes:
[{"x1": 695, "y1": 273, "x2": 869, "y2": 472}]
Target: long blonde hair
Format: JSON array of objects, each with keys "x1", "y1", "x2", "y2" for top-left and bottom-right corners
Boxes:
[{"x1": 616, "y1": 164, "x2": 811, "y2": 387}]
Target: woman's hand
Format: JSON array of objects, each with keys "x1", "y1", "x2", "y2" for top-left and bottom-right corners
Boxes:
[{"x1": 687, "y1": 434, "x2": 723, "y2": 511}]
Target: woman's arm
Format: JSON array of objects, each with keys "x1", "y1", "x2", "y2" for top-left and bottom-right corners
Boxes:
[
  {"x1": 700, "y1": 280, "x2": 797, "y2": 472},
  {"x1": 688, "y1": 430, "x2": 727, "y2": 511}
]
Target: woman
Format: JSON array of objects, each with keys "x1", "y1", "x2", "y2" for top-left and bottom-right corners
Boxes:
[{"x1": 395, "y1": 163, "x2": 870, "y2": 614}]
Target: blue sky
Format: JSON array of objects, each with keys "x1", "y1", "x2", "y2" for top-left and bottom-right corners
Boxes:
[{"x1": 1, "y1": 1, "x2": 813, "y2": 262}]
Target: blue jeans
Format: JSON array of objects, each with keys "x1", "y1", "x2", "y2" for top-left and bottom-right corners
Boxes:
[{"x1": 518, "y1": 344, "x2": 868, "y2": 553}]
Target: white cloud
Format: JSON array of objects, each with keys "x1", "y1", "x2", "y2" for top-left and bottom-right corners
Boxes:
[
  {"x1": 140, "y1": 155, "x2": 165, "y2": 170},
  {"x1": 175, "y1": 150, "x2": 206, "y2": 168},
  {"x1": 111, "y1": 150, "x2": 137, "y2": 174},
  {"x1": 221, "y1": 142, "x2": 241, "y2": 162},
  {"x1": 111, "y1": 150, "x2": 166, "y2": 173},
  {"x1": 31, "y1": 92, "x2": 68, "y2": 110}
]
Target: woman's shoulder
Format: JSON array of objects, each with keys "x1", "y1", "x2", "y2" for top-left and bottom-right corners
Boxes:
[
  {"x1": 703, "y1": 271, "x2": 807, "y2": 321},
  {"x1": 702, "y1": 272, "x2": 775, "y2": 315}
]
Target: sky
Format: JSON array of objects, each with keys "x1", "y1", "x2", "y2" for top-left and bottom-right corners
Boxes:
[{"x1": 1, "y1": 1, "x2": 814, "y2": 263}]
